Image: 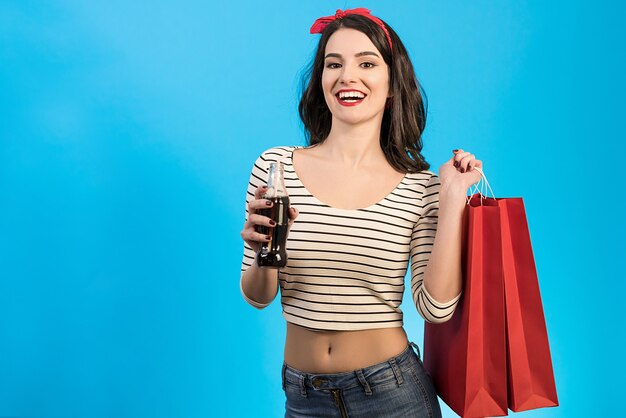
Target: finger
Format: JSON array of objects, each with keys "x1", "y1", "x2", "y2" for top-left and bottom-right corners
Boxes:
[
  {"x1": 249, "y1": 213, "x2": 276, "y2": 228},
  {"x1": 240, "y1": 228, "x2": 271, "y2": 243},
  {"x1": 453, "y1": 151, "x2": 470, "y2": 168},
  {"x1": 287, "y1": 208, "x2": 299, "y2": 229},
  {"x1": 247, "y1": 220, "x2": 273, "y2": 242},
  {"x1": 253, "y1": 231, "x2": 272, "y2": 242},
  {"x1": 458, "y1": 154, "x2": 475, "y2": 172},
  {"x1": 254, "y1": 185, "x2": 268, "y2": 200},
  {"x1": 248, "y1": 198, "x2": 274, "y2": 211},
  {"x1": 243, "y1": 219, "x2": 267, "y2": 234},
  {"x1": 468, "y1": 159, "x2": 482, "y2": 172},
  {"x1": 241, "y1": 229, "x2": 271, "y2": 244}
]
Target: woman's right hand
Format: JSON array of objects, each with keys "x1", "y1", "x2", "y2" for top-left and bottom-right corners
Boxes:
[{"x1": 240, "y1": 185, "x2": 299, "y2": 254}]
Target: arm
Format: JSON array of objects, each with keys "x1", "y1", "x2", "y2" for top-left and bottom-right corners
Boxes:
[
  {"x1": 411, "y1": 149, "x2": 483, "y2": 323},
  {"x1": 240, "y1": 256, "x2": 280, "y2": 309},
  {"x1": 421, "y1": 181, "x2": 466, "y2": 306},
  {"x1": 239, "y1": 153, "x2": 279, "y2": 309},
  {"x1": 410, "y1": 174, "x2": 462, "y2": 324},
  {"x1": 239, "y1": 151, "x2": 299, "y2": 309}
]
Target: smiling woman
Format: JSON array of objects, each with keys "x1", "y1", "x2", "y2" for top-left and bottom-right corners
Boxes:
[
  {"x1": 299, "y1": 9, "x2": 431, "y2": 174},
  {"x1": 321, "y1": 32, "x2": 390, "y2": 123},
  {"x1": 239, "y1": 7, "x2": 483, "y2": 418}
]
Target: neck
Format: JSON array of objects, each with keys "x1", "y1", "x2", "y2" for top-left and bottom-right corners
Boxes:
[{"x1": 321, "y1": 115, "x2": 385, "y2": 168}]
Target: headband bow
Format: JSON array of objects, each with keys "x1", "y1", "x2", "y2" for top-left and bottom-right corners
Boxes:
[{"x1": 309, "y1": 8, "x2": 393, "y2": 50}]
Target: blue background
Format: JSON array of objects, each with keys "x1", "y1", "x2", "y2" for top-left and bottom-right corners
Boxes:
[{"x1": 1, "y1": 1, "x2": 624, "y2": 417}]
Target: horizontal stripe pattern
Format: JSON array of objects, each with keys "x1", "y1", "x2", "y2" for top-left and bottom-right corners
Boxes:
[{"x1": 240, "y1": 146, "x2": 461, "y2": 330}]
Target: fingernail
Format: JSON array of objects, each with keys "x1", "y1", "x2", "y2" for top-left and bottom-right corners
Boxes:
[
  {"x1": 265, "y1": 235, "x2": 271, "y2": 240},
  {"x1": 266, "y1": 200, "x2": 273, "y2": 206},
  {"x1": 269, "y1": 220, "x2": 276, "y2": 226},
  {"x1": 454, "y1": 161, "x2": 460, "y2": 167},
  {"x1": 460, "y1": 167, "x2": 465, "y2": 173},
  {"x1": 453, "y1": 149, "x2": 459, "y2": 153}
]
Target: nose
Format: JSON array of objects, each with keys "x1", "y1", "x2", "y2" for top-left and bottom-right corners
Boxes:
[{"x1": 339, "y1": 64, "x2": 357, "y2": 85}]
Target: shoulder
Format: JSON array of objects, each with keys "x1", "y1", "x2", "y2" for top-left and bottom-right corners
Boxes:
[
  {"x1": 259, "y1": 146, "x2": 297, "y2": 161},
  {"x1": 402, "y1": 171, "x2": 440, "y2": 205},
  {"x1": 404, "y1": 170, "x2": 440, "y2": 189}
]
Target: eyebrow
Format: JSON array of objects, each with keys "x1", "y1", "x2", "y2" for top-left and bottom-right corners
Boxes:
[{"x1": 324, "y1": 51, "x2": 381, "y2": 59}]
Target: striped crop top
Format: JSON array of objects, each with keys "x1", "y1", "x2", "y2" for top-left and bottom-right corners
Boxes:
[{"x1": 240, "y1": 146, "x2": 461, "y2": 331}]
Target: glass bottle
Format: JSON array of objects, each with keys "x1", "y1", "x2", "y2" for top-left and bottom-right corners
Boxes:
[{"x1": 256, "y1": 162, "x2": 290, "y2": 268}]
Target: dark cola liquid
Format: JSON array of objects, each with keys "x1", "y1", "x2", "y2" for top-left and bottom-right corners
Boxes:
[{"x1": 256, "y1": 195, "x2": 290, "y2": 268}]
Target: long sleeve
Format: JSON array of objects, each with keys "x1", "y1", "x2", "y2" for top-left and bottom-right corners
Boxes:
[
  {"x1": 410, "y1": 173, "x2": 461, "y2": 323},
  {"x1": 239, "y1": 152, "x2": 274, "y2": 309}
]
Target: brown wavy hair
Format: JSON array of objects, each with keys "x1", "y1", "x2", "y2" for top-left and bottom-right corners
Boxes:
[{"x1": 298, "y1": 14, "x2": 430, "y2": 172}]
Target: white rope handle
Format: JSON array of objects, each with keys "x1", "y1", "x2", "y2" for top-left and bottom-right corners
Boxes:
[{"x1": 466, "y1": 166, "x2": 496, "y2": 206}]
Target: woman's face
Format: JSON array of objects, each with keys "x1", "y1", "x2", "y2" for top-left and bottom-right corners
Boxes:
[{"x1": 321, "y1": 28, "x2": 391, "y2": 127}]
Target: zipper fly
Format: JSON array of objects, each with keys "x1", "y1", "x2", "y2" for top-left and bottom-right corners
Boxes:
[{"x1": 330, "y1": 389, "x2": 348, "y2": 418}]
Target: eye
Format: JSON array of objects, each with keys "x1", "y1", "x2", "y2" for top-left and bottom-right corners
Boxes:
[
  {"x1": 361, "y1": 62, "x2": 376, "y2": 68},
  {"x1": 325, "y1": 63, "x2": 341, "y2": 69}
]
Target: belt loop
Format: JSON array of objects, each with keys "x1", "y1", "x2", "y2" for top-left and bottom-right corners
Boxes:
[
  {"x1": 410, "y1": 341, "x2": 422, "y2": 361},
  {"x1": 299, "y1": 374, "x2": 308, "y2": 397},
  {"x1": 355, "y1": 369, "x2": 373, "y2": 396},
  {"x1": 281, "y1": 363, "x2": 287, "y2": 391},
  {"x1": 389, "y1": 358, "x2": 404, "y2": 385}
]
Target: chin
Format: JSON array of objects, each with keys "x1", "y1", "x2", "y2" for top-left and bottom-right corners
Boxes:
[{"x1": 332, "y1": 110, "x2": 384, "y2": 126}]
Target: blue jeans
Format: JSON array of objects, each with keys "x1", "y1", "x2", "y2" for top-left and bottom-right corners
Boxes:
[{"x1": 282, "y1": 342, "x2": 442, "y2": 418}]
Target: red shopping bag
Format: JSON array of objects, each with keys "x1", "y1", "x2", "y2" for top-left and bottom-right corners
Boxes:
[
  {"x1": 499, "y1": 199, "x2": 559, "y2": 412},
  {"x1": 423, "y1": 194, "x2": 508, "y2": 418},
  {"x1": 424, "y1": 183, "x2": 559, "y2": 417}
]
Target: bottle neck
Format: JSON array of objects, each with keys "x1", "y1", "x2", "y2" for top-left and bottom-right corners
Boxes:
[{"x1": 265, "y1": 162, "x2": 287, "y2": 197}]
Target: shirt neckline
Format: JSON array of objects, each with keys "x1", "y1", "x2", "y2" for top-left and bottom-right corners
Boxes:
[{"x1": 288, "y1": 145, "x2": 409, "y2": 212}]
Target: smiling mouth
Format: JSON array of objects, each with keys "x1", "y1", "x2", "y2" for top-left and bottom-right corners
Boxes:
[{"x1": 335, "y1": 91, "x2": 367, "y2": 106}]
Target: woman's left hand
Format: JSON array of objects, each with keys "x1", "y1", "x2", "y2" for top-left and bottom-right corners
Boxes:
[{"x1": 438, "y1": 149, "x2": 483, "y2": 193}]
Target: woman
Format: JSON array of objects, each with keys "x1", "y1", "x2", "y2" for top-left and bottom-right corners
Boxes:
[{"x1": 239, "y1": 8, "x2": 482, "y2": 418}]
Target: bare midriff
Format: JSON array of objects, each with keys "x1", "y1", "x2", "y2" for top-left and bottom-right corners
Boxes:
[{"x1": 284, "y1": 322, "x2": 410, "y2": 374}]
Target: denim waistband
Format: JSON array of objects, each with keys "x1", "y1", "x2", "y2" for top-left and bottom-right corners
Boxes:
[{"x1": 282, "y1": 341, "x2": 422, "y2": 395}]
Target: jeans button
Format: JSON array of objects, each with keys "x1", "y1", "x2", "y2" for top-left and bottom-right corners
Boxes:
[{"x1": 312, "y1": 378, "x2": 322, "y2": 388}]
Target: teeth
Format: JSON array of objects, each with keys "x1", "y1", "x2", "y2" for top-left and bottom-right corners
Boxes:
[{"x1": 338, "y1": 91, "x2": 365, "y2": 99}]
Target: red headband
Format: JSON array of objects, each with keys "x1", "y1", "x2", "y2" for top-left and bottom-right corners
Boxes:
[{"x1": 309, "y1": 8, "x2": 393, "y2": 50}]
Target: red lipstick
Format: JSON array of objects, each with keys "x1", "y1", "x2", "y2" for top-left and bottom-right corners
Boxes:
[{"x1": 335, "y1": 89, "x2": 367, "y2": 107}]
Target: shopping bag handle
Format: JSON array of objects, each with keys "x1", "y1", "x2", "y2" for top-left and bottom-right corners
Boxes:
[{"x1": 466, "y1": 166, "x2": 496, "y2": 206}]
